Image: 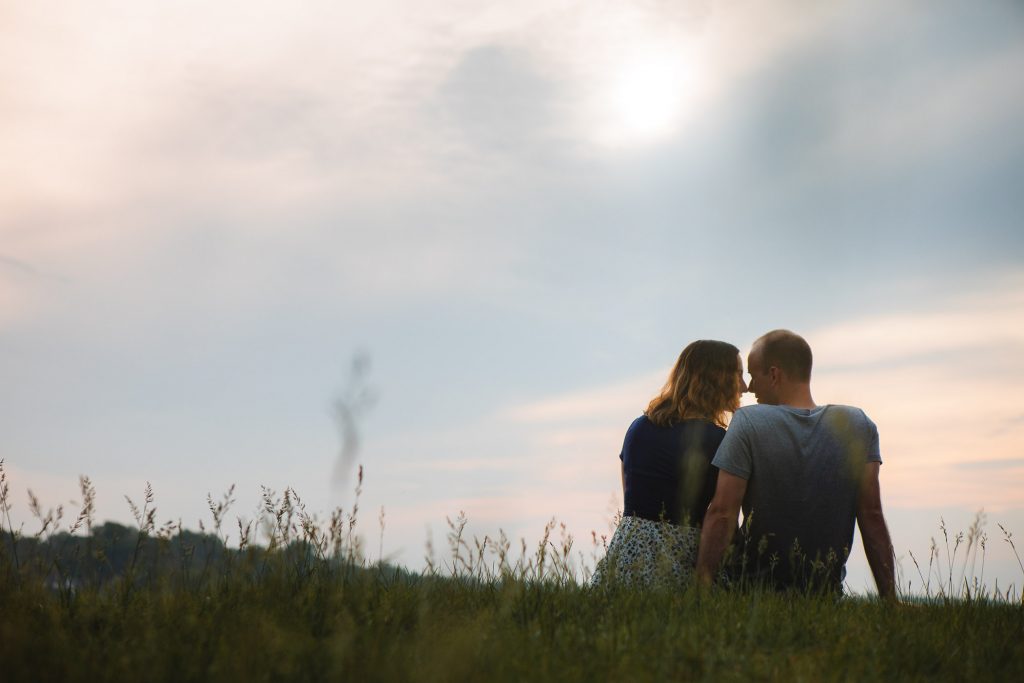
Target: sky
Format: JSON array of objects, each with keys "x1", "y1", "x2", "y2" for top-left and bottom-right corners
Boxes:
[{"x1": 2, "y1": 0, "x2": 1023, "y2": 595}]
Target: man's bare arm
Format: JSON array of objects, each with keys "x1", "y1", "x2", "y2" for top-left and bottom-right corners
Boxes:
[
  {"x1": 856, "y1": 462, "x2": 896, "y2": 600},
  {"x1": 695, "y1": 471, "x2": 747, "y2": 585}
]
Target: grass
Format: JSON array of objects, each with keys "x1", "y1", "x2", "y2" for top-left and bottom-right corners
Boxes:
[{"x1": 2, "y1": 460, "x2": 1023, "y2": 682}]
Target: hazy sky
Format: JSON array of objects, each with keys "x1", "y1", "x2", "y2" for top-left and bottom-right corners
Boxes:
[{"x1": 3, "y1": 0, "x2": 1023, "y2": 593}]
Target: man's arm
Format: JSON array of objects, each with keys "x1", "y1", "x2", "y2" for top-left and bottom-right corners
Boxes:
[
  {"x1": 856, "y1": 462, "x2": 896, "y2": 600},
  {"x1": 695, "y1": 470, "x2": 747, "y2": 585}
]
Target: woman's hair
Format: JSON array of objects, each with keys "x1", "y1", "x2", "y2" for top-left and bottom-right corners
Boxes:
[{"x1": 645, "y1": 340, "x2": 742, "y2": 429}]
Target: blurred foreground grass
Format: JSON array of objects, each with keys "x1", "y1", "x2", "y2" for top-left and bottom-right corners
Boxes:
[{"x1": 2, "y1": 462, "x2": 1022, "y2": 682}]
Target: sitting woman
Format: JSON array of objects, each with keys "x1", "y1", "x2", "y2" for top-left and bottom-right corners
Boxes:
[{"x1": 592, "y1": 340, "x2": 746, "y2": 588}]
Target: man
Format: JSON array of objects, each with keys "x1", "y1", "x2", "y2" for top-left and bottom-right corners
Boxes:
[{"x1": 695, "y1": 329, "x2": 896, "y2": 598}]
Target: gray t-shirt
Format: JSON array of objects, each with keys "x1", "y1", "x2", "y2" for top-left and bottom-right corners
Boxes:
[{"x1": 712, "y1": 404, "x2": 881, "y2": 591}]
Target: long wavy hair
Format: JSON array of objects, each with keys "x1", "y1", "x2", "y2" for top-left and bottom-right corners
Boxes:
[{"x1": 645, "y1": 340, "x2": 742, "y2": 429}]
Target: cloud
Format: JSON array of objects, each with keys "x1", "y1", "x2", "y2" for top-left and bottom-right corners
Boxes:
[
  {"x1": 825, "y1": 37, "x2": 1024, "y2": 172},
  {"x1": 0, "y1": 253, "x2": 69, "y2": 283},
  {"x1": 431, "y1": 45, "x2": 566, "y2": 155},
  {"x1": 0, "y1": 254, "x2": 42, "y2": 278},
  {"x1": 501, "y1": 371, "x2": 660, "y2": 424},
  {"x1": 810, "y1": 278, "x2": 1024, "y2": 369},
  {"x1": 0, "y1": 253, "x2": 68, "y2": 327},
  {"x1": 954, "y1": 458, "x2": 1024, "y2": 471}
]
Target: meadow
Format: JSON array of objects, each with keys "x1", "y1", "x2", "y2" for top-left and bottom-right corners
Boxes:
[{"x1": 2, "y1": 461, "x2": 1022, "y2": 682}]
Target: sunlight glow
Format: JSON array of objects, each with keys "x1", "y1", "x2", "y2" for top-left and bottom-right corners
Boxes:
[{"x1": 596, "y1": 49, "x2": 699, "y2": 146}]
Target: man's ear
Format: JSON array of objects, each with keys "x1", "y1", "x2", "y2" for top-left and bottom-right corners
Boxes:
[{"x1": 768, "y1": 366, "x2": 782, "y2": 385}]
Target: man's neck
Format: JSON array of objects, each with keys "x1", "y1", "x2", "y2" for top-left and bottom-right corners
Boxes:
[{"x1": 778, "y1": 385, "x2": 816, "y2": 410}]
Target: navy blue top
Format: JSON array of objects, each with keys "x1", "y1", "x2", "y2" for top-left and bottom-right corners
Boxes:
[{"x1": 619, "y1": 415, "x2": 726, "y2": 526}]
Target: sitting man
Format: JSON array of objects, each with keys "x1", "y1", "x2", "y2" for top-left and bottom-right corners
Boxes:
[{"x1": 695, "y1": 329, "x2": 896, "y2": 597}]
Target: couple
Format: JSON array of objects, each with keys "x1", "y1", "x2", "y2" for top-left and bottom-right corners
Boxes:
[{"x1": 594, "y1": 330, "x2": 896, "y2": 598}]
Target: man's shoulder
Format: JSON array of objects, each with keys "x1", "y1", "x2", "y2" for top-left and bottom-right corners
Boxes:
[
  {"x1": 821, "y1": 404, "x2": 875, "y2": 426},
  {"x1": 737, "y1": 403, "x2": 872, "y2": 417},
  {"x1": 824, "y1": 403, "x2": 866, "y2": 414},
  {"x1": 734, "y1": 404, "x2": 876, "y2": 430},
  {"x1": 735, "y1": 404, "x2": 783, "y2": 416},
  {"x1": 732, "y1": 404, "x2": 788, "y2": 424}
]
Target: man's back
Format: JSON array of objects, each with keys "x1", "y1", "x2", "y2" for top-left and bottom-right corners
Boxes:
[{"x1": 712, "y1": 404, "x2": 881, "y2": 591}]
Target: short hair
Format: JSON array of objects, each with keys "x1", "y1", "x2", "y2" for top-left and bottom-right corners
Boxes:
[{"x1": 754, "y1": 329, "x2": 812, "y2": 382}]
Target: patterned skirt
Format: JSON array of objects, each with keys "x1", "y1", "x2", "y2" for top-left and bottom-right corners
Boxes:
[{"x1": 591, "y1": 515, "x2": 701, "y2": 589}]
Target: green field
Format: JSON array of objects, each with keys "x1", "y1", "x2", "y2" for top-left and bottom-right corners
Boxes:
[{"x1": 3, "y1": 463, "x2": 1022, "y2": 682}]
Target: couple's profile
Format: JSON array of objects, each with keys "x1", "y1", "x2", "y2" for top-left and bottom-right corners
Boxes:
[{"x1": 593, "y1": 329, "x2": 896, "y2": 598}]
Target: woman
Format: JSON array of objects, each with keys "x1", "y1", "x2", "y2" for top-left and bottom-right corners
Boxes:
[{"x1": 592, "y1": 340, "x2": 747, "y2": 588}]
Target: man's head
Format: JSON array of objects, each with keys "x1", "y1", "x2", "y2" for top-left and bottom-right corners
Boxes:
[{"x1": 747, "y1": 329, "x2": 813, "y2": 405}]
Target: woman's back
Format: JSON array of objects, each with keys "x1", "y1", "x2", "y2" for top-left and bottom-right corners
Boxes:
[{"x1": 620, "y1": 415, "x2": 726, "y2": 526}]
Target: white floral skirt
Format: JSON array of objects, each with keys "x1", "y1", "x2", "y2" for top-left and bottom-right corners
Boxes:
[{"x1": 591, "y1": 515, "x2": 700, "y2": 588}]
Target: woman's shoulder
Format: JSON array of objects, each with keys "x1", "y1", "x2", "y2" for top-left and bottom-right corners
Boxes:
[
  {"x1": 631, "y1": 415, "x2": 725, "y2": 439},
  {"x1": 652, "y1": 418, "x2": 727, "y2": 445},
  {"x1": 679, "y1": 417, "x2": 726, "y2": 435},
  {"x1": 625, "y1": 414, "x2": 651, "y2": 434}
]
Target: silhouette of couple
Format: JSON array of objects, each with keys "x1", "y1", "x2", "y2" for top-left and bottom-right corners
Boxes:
[{"x1": 593, "y1": 330, "x2": 896, "y2": 598}]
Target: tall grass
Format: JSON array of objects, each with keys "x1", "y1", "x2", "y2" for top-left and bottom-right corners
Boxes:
[
  {"x1": 898, "y1": 511, "x2": 1023, "y2": 604},
  {"x1": 1, "y1": 459, "x2": 1022, "y2": 682}
]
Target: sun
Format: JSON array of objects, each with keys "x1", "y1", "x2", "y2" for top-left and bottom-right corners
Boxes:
[{"x1": 596, "y1": 50, "x2": 697, "y2": 147}]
